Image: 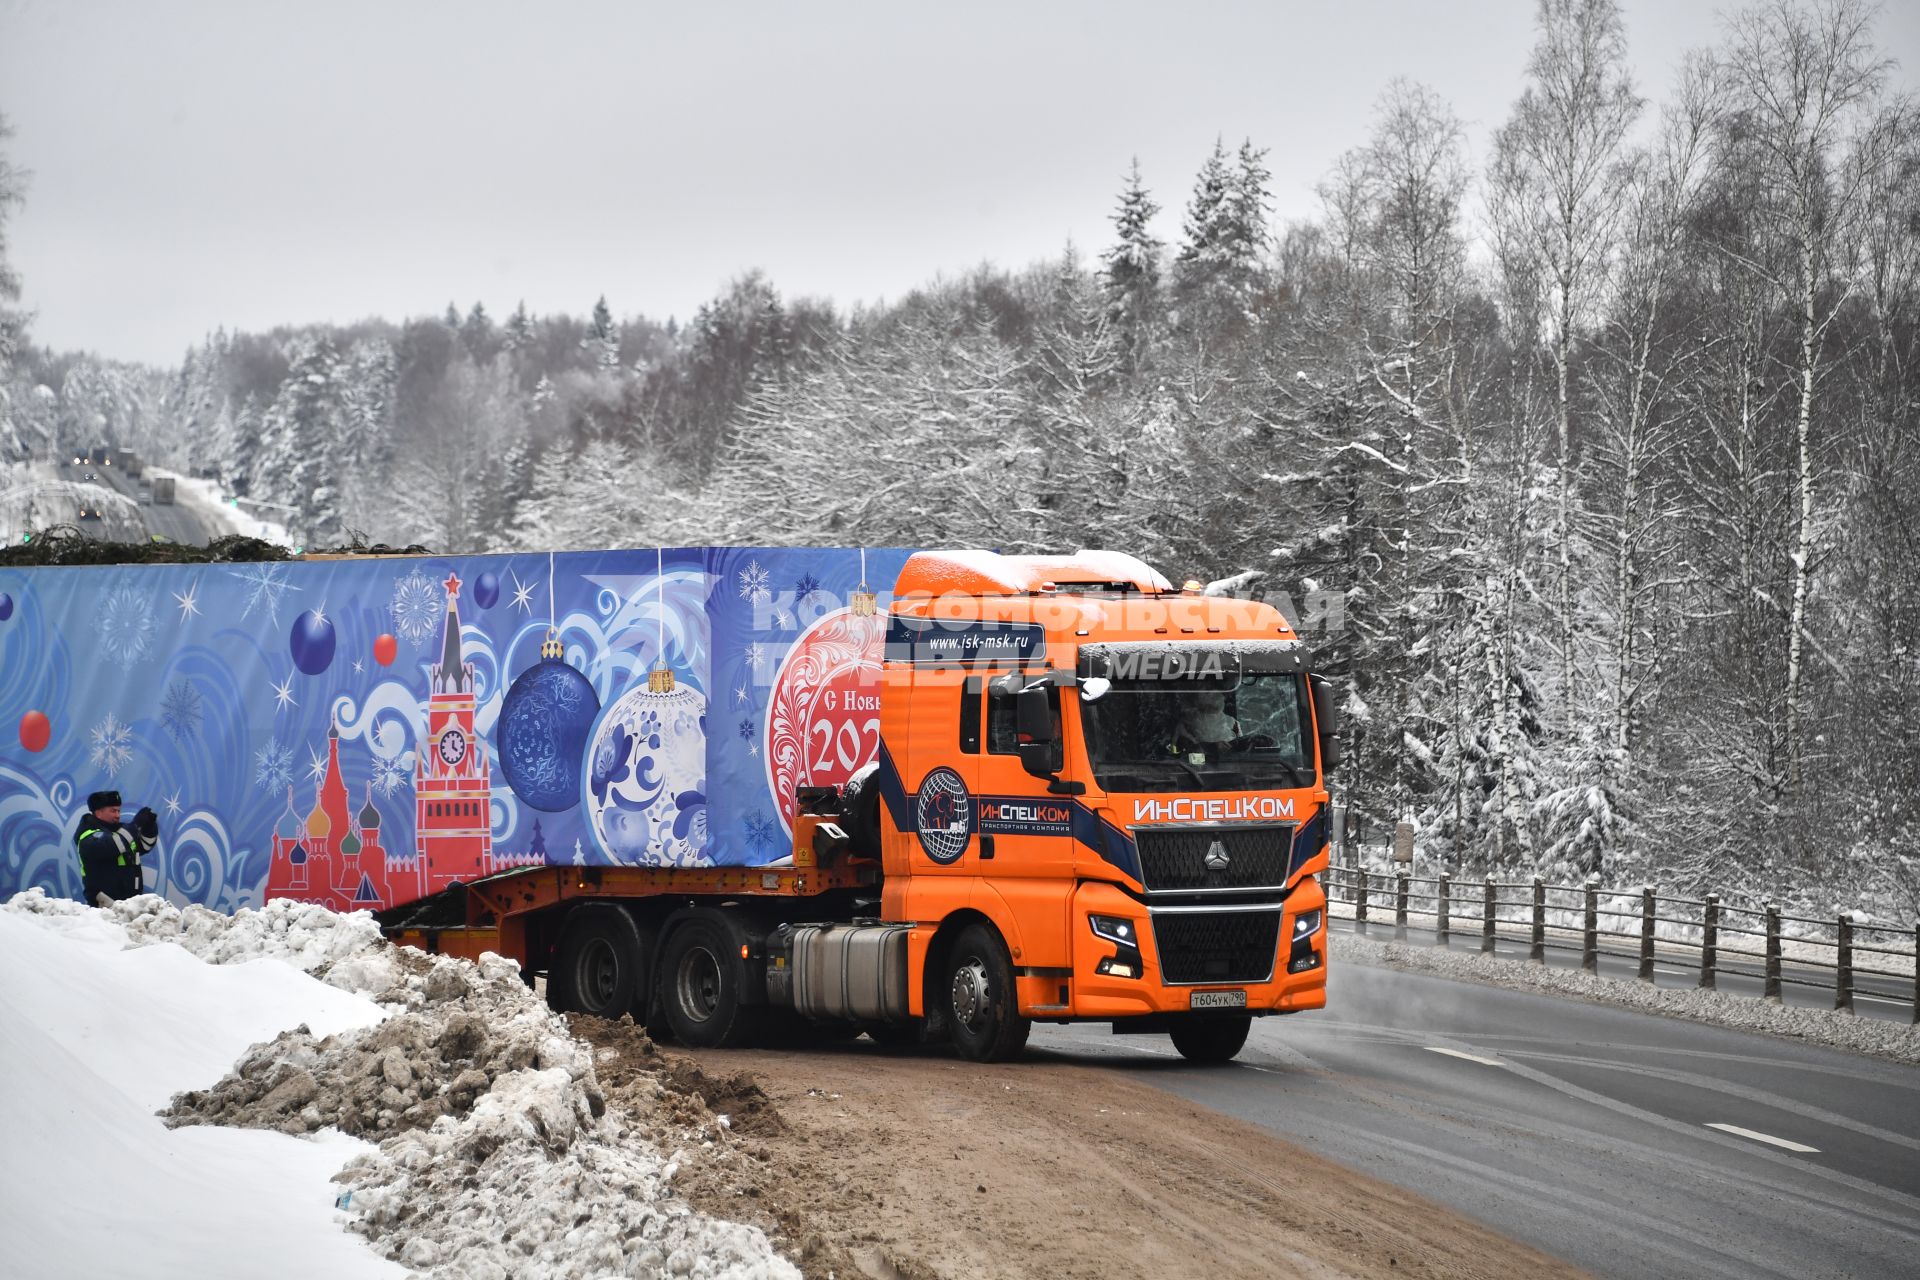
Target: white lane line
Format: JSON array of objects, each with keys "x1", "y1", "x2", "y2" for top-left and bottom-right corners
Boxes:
[
  {"x1": 1705, "y1": 1123, "x2": 1820, "y2": 1154},
  {"x1": 1426, "y1": 1046, "x2": 1505, "y2": 1067}
]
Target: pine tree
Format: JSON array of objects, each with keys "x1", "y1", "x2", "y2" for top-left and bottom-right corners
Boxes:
[
  {"x1": 504, "y1": 301, "x2": 533, "y2": 351},
  {"x1": 587, "y1": 295, "x2": 620, "y2": 372},
  {"x1": 1171, "y1": 139, "x2": 1231, "y2": 322},
  {"x1": 1102, "y1": 158, "x2": 1162, "y2": 370}
]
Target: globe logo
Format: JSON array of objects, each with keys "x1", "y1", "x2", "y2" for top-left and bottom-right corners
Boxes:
[{"x1": 914, "y1": 767, "x2": 973, "y2": 864}]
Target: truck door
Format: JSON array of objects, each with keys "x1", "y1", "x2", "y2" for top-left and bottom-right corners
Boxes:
[{"x1": 973, "y1": 674, "x2": 1078, "y2": 972}]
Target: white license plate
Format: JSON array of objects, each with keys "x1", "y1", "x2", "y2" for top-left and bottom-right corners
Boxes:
[{"x1": 1189, "y1": 989, "x2": 1247, "y2": 1009}]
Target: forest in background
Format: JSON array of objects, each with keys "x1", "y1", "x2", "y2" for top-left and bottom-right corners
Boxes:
[{"x1": 2, "y1": 0, "x2": 1917, "y2": 913}]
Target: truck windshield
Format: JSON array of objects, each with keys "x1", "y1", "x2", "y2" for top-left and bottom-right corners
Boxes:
[{"x1": 1079, "y1": 673, "x2": 1315, "y2": 793}]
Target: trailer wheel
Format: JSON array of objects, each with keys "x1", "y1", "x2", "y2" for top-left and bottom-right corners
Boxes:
[
  {"x1": 550, "y1": 906, "x2": 648, "y2": 1019},
  {"x1": 942, "y1": 922, "x2": 1030, "y2": 1062},
  {"x1": 1168, "y1": 1014, "x2": 1251, "y2": 1063},
  {"x1": 660, "y1": 916, "x2": 760, "y2": 1048}
]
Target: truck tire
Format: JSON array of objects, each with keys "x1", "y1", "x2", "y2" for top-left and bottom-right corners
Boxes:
[
  {"x1": 1168, "y1": 1014, "x2": 1251, "y2": 1063},
  {"x1": 550, "y1": 906, "x2": 648, "y2": 1019},
  {"x1": 660, "y1": 916, "x2": 761, "y2": 1048},
  {"x1": 942, "y1": 922, "x2": 1030, "y2": 1062}
]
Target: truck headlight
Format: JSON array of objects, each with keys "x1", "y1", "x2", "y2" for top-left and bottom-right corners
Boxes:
[
  {"x1": 1089, "y1": 914, "x2": 1137, "y2": 946},
  {"x1": 1292, "y1": 909, "x2": 1322, "y2": 940}
]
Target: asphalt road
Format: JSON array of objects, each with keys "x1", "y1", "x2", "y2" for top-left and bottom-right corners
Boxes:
[
  {"x1": 60, "y1": 457, "x2": 214, "y2": 544},
  {"x1": 1330, "y1": 912, "x2": 1917, "y2": 1022},
  {"x1": 1028, "y1": 966, "x2": 1920, "y2": 1279}
]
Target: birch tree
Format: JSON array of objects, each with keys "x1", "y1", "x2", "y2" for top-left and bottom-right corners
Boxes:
[
  {"x1": 1720, "y1": 0, "x2": 1895, "y2": 792},
  {"x1": 1489, "y1": 0, "x2": 1642, "y2": 738}
]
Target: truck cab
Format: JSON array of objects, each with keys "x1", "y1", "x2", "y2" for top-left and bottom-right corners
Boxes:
[{"x1": 851, "y1": 549, "x2": 1335, "y2": 1061}]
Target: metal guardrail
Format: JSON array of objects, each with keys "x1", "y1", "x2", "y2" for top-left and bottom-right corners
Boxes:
[{"x1": 1325, "y1": 861, "x2": 1920, "y2": 1022}]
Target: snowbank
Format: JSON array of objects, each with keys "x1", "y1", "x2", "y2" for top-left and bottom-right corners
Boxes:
[
  {"x1": 152, "y1": 468, "x2": 294, "y2": 546},
  {"x1": 0, "y1": 891, "x2": 399, "y2": 1280},
  {"x1": 2, "y1": 890, "x2": 799, "y2": 1280}
]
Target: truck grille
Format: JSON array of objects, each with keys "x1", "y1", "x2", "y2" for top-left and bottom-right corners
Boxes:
[
  {"x1": 1150, "y1": 910, "x2": 1281, "y2": 985},
  {"x1": 1132, "y1": 824, "x2": 1294, "y2": 893}
]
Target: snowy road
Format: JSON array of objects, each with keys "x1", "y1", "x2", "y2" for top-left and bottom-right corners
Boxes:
[{"x1": 1028, "y1": 962, "x2": 1920, "y2": 1280}]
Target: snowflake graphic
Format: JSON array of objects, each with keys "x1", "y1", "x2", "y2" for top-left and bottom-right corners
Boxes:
[
  {"x1": 371, "y1": 752, "x2": 411, "y2": 797},
  {"x1": 737, "y1": 717, "x2": 755, "y2": 742},
  {"x1": 794, "y1": 573, "x2": 822, "y2": 601},
  {"x1": 391, "y1": 568, "x2": 441, "y2": 645},
  {"x1": 160, "y1": 679, "x2": 202, "y2": 742},
  {"x1": 744, "y1": 642, "x2": 770, "y2": 670},
  {"x1": 98, "y1": 587, "x2": 155, "y2": 666},
  {"x1": 233, "y1": 563, "x2": 292, "y2": 625},
  {"x1": 254, "y1": 739, "x2": 293, "y2": 792},
  {"x1": 734, "y1": 683, "x2": 751, "y2": 707},
  {"x1": 89, "y1": 713, "x2": 135, "y2": 778},
  {"x1": 737, "y1": 560, "x2": 771, "y2": 605},
  {"x1": 743, "y1": 813, "x2": 779, "y2": 856}
]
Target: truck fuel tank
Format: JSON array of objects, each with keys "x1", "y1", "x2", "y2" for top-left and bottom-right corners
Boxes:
[{"x1": 766, "y1": 922, "x2": 912, "y2": 1023}]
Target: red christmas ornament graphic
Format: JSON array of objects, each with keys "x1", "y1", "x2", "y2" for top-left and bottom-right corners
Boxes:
[
  {"x1": 18, "y1": 710, "x2": 51, "y2": 753},
  {"x1": 373, "y1": 633, "x2": 398, "y2": 667}
]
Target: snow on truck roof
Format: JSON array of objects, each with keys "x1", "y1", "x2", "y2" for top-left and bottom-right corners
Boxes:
[{"x1": 894, "y1": 549, "x2": 1174, "y2": 598}]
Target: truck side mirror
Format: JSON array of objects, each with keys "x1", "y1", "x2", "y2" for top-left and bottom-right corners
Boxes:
[
  {"x1": 1311, "y1": 674, "x2": 1342, "y2": 771},
  {"x1": 1016, "y1": 685, "x2": 1055, "y2": 744}
]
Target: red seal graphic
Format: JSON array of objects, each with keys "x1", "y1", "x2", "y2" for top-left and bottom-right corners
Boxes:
[{"x1": 764, "y1": 607, "x2": 888, "y2": 834}]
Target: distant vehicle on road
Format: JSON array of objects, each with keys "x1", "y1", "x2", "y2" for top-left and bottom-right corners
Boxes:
[
  {"x1": 83, "y1": 471, "x2": 97, "y2": 481},
  {"x1": 88, "y1": 446, "x2": 110, "y2": 465},
  {"x1": 77, "y1": 504, "x2": 101, "y2": 521},
  {"x1": 151, "y1": 476, "x2": 176, "y2": 506},
  {"x1": 115, "y1": 449, "x2": 141, "y2": 477}
]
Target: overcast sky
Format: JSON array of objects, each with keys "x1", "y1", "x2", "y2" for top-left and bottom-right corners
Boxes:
[{"x1": 3, "y1": 0, "x2": 1915, "y2": 367}]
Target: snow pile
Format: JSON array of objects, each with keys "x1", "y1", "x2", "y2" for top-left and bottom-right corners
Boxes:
[
  {"x1": 155, "y1": 468, "x2": 295, "y2": 546},
  {"x1": 0, "y1": 890, "x2": 400, "y2": 1280},
  {"x1": 1331, "y1": 926, "x2": 1920, "y2": 1065},
  {"x1": 4, "y1": 890, "x2": 800, "y2": 1280}
]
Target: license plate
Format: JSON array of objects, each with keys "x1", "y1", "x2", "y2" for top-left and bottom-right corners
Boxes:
[{"x1": 1189, "y1": 989, "x2": 1247, "y2": 1009}]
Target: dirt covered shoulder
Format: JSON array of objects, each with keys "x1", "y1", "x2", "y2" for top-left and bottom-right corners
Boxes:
[{"x1": 571, "y1": 1017, "x2": 1585, "y2": 1280}]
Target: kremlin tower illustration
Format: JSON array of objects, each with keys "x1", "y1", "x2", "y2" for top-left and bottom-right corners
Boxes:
[
  {"x1": 265, "y1": 570, "x2": 540, "y2": 913},
  {"x1": 414, "y1": 572, "x2": 494, "y2": 887}
]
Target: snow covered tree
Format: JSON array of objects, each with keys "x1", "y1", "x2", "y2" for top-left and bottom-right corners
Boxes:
[
  {"x1": 1720, "y1": 0, "x2": 1895, "y2": 796},
  {"x1": 1490, "y1": 0, "x2": 1642, "y2": 750},
  {"x1": 1101, "y1": 158, "x2": 1162, "y2": 369}
]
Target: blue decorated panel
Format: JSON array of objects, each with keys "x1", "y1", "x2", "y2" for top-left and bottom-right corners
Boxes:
[{"x1": 0, "y1": 547, "x2": 912, "y2": 913}]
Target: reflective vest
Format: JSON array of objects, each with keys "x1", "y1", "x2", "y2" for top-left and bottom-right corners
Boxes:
[{"x1": 76, "y1": 820, "x2": 138, "y2": 867}]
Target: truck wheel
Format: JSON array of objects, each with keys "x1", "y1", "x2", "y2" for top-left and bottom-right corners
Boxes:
[
  {"x1": 1168, "y1": 1015, "x2": 1251, "y2": 1063},
  {"x1": 943, "y1": 923, "x2": 1030, "y2": 1062},
  {"x1": 661, "y1": 917, "x2": 760, "y2": 1048},
  {"x1": 550, "y1": 906, "x2": 647, "y2": 1019}
]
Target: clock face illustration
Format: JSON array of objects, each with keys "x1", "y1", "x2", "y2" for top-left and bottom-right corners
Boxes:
[{"x1": 438, "y1": 726, "x2": 468, "y2": 767}]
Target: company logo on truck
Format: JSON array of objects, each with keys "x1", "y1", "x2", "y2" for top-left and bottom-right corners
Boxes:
[
  {"x1": 1132, "y1": 796, "x2": 1296, "y2": 823},
  {"x1": 914, "y1": 767, "x2": 974, "y2": 864},
  {"x1": 977, "y1": 797, "x2": 1072, "y2": 837}
]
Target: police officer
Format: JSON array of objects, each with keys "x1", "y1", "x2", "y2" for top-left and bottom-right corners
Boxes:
[{"x1": 74, "y1": 790, "x2": 159, "y2": 905}]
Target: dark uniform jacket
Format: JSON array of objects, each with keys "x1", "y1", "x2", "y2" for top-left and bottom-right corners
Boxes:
[{"x1": 75, "y1": 814, "x2": 156, "y2": 903}]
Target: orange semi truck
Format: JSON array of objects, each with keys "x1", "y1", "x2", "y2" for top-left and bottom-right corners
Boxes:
[{"x1": 379, "y1": 549, "x2": 1340, "y2": 1063}]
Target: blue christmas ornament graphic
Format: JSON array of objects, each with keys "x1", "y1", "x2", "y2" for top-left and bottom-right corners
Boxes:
[
  {"x1": 289, "y1": 608, "x2": 337, "y2": 676},
  {"x1": 0, "y1": 591, "x2": 13, "y2": 621},
  {"x1": 497, "y1": 629, "x2": 600, "y2": 812},
  {"x1": 472, "y1": 571, "x2": 501, "y2": 610}
]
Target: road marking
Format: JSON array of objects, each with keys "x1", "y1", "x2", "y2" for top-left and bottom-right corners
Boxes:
[
  {"x1": 1426, "y1": 1046, "x2": 1504, "y2": 1067},
  {"x1": 1705, "y1": 1123, "x2": 1819, "y2": 1153}
]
